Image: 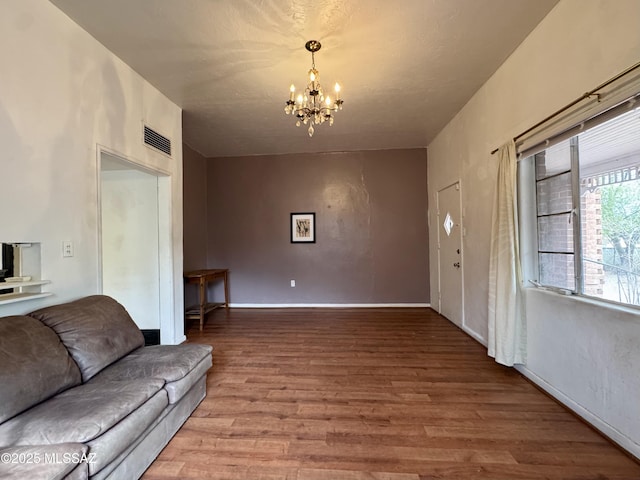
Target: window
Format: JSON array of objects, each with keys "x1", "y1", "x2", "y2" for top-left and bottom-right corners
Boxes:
[{"x1": 522, "y1": 102, "x2": 640, "y2": 308}]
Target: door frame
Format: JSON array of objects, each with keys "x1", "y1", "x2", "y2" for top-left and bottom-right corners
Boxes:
[
  {"x1": 96, "y1": 145, "x2": 174, "y2": 344},
  {"x1": 436, "y1": 180, "x2": 465, "y2": 327}
]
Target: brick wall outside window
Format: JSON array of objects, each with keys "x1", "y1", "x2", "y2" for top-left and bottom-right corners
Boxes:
[{"x1": 581, "y1": 190, "x2": 604, "y2": 296}]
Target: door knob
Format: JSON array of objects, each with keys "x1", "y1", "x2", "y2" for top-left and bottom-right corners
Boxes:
[{"x1": 453, "y1": 262, "x2": 460, "y2": 268}]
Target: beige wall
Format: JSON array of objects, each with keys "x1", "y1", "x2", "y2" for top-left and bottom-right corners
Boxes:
[
  {"x1": 183, "y1": 145, "x2": 208, "y2": 272},
  {"x1": 185, "y1": 148, "x2": 429, "y2": 305},
  {"x1": 182, "y1": 145, "x2": 209, "y2": 309},
  {"x1": 427, "y1": 0, "x2": 640, "y2": 457}
]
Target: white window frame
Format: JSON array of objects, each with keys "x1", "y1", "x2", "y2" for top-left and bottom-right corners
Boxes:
[{"x1": 518, "y1": 92, "x2": 640, "y2": 310}]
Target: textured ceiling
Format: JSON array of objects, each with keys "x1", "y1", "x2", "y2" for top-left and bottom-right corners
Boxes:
[{"x1": 51, "y1": 0, "x2": 559, "y2": 158}]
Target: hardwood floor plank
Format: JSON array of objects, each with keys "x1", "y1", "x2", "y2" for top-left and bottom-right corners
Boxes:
[
  {"x1": 287, "y1": 439, "x2": 518, "y2": 464},
  {"x1": 142, "y1": 308, "x2": 640, "y2": 480},
  {"x1": 296, "y1": 468, "x2": 420, "y2": 480}
]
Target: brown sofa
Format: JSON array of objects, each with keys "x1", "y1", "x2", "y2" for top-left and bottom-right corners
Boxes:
[{"x1": 0, "y1": 295, "x2": 212, "y2": 480}]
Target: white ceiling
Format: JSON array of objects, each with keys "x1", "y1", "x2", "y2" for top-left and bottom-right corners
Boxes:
[{"x1": 50, "y1": 0, "x2": 559, "y2": 158}]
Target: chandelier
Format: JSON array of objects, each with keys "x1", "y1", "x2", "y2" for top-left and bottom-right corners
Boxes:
[{"x1": 284, "y1": 40, "x2": 343, "y2": 137}]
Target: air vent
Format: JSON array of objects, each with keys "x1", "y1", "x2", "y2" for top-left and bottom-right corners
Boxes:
[{"x1": 144, "y1": 125, "x2": 172, "y2": 156}]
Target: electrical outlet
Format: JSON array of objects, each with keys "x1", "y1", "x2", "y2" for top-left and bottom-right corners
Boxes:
[
  {"x1": 290, "y1": 280, "x2": 296, "y2": 287},
  {"x1": 63, "y1": 241, "x2": 74, "y2": 257}
]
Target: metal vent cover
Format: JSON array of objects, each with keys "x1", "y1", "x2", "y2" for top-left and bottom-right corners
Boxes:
[{"x1": 144, "y1": 125, "x2": 172, "y2": 156}]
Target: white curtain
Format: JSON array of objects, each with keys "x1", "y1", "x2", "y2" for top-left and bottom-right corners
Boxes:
[{"x1": 488, "y1": 140, "x2": 526, "y2": 366}]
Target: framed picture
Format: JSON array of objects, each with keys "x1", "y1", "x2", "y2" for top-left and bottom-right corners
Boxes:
[{"x1": 290, "y1": 212, "x2": 316, "y2": 243}]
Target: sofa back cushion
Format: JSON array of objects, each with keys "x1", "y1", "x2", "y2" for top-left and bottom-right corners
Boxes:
[
  {"x1": 0, "y1": 316, "x2": 82, "y2": 424},
  {"x1": 28, "y1": 295, "x2": 145, "y2": 382}
]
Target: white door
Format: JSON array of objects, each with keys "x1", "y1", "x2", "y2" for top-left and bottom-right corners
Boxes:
[{"x1": 437, "y1": 182, "x2": 463, "y2": 327}]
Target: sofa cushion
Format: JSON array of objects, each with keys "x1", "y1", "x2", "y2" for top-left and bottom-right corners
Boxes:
[
  {"x1": 28, "y1": 295, "x2": 145, "y2": 381},
  {"x1": 0, "y1": 316, "x2": 81, "y2": 425},
  {"x1": 163, "y1": 355, "x2": 212, "y2": 404},
  {"x1": 86, "y1": 390, "x2": 168, "y2": 476},
  {"x1": 0, "y1": 443, "x2": 88, "y2": 480},
  {"x1": 0, "y1": 378, "x2": 165, "y2": 447},
  {"x1": 91, "y1": 344, "x2": 213, "y2": 403}
]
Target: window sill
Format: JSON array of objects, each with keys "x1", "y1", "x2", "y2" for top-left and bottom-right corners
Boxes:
[{"x1": 524, "y1": 285, "x2": 640, "y2": 317}]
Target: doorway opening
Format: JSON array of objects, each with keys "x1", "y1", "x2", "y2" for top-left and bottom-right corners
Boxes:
[{"x1": 98, "y1": 149, "x2": 174, "y2": 344}]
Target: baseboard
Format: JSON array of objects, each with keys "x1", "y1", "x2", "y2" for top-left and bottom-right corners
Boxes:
[
  {"x1": 515, "y1": 365, "x2": 640, "y2": 461},
  {"x1": 460, "y1": 324, "x2": 487, "y2": 347},
  {"x1": 229, "y1": 303, "x2": 431, "y2": 308}
]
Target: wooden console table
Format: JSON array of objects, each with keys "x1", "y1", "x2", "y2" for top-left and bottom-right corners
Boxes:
[{"x1": 184, "y1": 269, "x2": 229, "y2": 331}]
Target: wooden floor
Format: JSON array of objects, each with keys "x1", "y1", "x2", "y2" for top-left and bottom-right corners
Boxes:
[{"x1": 143, "y1": 308, "x2": 640, "y2": 480}]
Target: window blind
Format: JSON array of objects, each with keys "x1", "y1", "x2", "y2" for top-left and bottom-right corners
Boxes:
[{"x1": 516, "y1": 67, "x2": 640, "y2": 159}]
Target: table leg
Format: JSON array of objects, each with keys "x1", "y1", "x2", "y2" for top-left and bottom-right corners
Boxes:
[
  {"x1": 223, "y1": 270, "x2": 229, "y2": 308},
  {"x1": 198, "y1": 278, "x2": 207, "y2": 331}
]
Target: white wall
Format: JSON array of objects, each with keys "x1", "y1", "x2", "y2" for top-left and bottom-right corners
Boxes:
[
  {"x1": 0, "y1": 1, "x2": 185, "y2": 344},
  {"x1": 427, "y1": 0, "x2": 640, "y2": 457}
]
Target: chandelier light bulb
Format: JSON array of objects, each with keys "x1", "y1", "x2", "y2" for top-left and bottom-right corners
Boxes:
[{"x1": 284, "y1": 40, "x2": 344, "y2": 137}]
